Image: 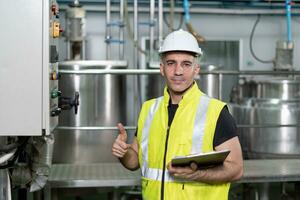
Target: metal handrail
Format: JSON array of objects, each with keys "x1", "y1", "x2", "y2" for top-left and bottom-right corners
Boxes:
[
  {"x1": 237, "y1": 124, "x2": 300, "y2": 128},
  {"x1": 56, "y1": 124, "x2": 300, "y2": 131},
  {"x1": 58, "y1": 69, "x2": 300, "y2": 75},
  {"x1": 56, "y1": 126, "x2": 136, "y2": 131}
]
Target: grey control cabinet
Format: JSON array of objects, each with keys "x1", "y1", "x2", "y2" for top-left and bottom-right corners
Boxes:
[{"x1": 0, "y1": 0, "x2": 60, "y2": 136}]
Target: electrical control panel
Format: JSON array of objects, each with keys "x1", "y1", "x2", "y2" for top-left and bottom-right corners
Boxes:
[{"x1": 0, "y1": 0, "x2": 61, "y2": 136}]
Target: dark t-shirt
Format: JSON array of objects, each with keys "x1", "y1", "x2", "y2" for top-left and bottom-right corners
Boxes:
[
  {"x1": 135, "y1": 103, "x2": 237, "y2": 148},
  {"x1": 167, "y1": 104, "x2": 237, "y2": 148}
]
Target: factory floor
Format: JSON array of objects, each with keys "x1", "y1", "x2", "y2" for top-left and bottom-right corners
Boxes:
[{"x1": 12, "y1": 183, "x2": 297, "y2": 200}]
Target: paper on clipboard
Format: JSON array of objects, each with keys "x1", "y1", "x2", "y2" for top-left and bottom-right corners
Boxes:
[{"x1": 171, "y1": 149, "x2": 230, "y2": 168}]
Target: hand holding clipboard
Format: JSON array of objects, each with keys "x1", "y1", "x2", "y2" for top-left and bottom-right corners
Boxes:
[{"x1": 171, "y1": 149, "x2": 230, "y2": 169}]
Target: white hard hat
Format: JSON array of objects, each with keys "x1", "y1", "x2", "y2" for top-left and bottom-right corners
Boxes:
[{"x1": 159, "y1": 29, "x2": 202, "y2": 56}]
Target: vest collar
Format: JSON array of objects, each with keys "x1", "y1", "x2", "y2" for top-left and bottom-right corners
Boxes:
[{"x1": 163, "y1": 81, "x2": 204, "y2": 107}]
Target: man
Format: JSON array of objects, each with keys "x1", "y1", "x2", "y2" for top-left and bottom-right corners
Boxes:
[{"x1": 112, "y1": 29, "x2": 243, "y2": 200}]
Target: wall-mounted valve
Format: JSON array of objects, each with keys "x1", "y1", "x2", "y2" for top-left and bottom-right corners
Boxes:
[
  {"x1": 51, "y1": 89, "x2": 62, "y2": 99},
  {"x1": 58, "y1": 92, "x2": 79, "y2": 114},
  {"x1": 51, "y1": 107, "x2": 61, "y2": 117}
]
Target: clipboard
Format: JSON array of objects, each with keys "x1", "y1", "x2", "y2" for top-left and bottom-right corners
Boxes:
[{"x1": 171, "y1": 149, "x2": 230, "y2": 169}]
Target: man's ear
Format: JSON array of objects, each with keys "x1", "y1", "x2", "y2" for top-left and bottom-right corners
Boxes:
[
  {"x1": 160, "y1": 63, "x2": 165, "y2": 76},
  {"x1": 194, "y1": 64, "x2": 200, "y2": 74}
]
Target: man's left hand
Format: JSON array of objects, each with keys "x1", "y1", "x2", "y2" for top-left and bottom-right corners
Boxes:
[{"x1": 167, "y1": 162, "x2": 200, "y2": 180}]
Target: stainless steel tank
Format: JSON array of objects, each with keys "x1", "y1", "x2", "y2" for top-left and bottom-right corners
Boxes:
[
  {"x1": 198, "y1": 64, "x2": 220, "y2": 99},
  {"x1": 229, "y1": 79, "x2": 300, "y2": 159},
  {"x1": 53, "y1": 60, "x2": 127, "y2": 163},
  {"x1": 235, "y1": 79, "x2": 300, "y2": 100}
]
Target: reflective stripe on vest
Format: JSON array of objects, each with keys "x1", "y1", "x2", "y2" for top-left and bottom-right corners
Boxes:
[
  {"x1": 143, "y1": 167, "x2": 207, "y2": 185},
  {"x1": 191, "y1": 95, "x2": 210, "y2": 154},
  {"x1": 141, "y1": 95, "x2": 211, "y2": 182},
  {"x1": 141, "y1": 97, "x2": 163, "y2": 177},
  {"x1": 144, "y1": 167, "x2": 174, "y2": 182}
]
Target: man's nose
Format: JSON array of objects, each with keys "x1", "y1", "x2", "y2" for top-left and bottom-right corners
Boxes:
[{"x1": 174, "y1": 63, "x2": 183, "y2": 75}]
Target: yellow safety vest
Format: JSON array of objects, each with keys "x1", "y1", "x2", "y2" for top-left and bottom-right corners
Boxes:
[{"x1": 136, "y1": 82, "x2": 230, "y2": 200}]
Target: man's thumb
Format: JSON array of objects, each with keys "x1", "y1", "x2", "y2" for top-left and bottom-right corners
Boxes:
[{"x1": 117, "y1": 123, "x2": 127, "y2": 141}]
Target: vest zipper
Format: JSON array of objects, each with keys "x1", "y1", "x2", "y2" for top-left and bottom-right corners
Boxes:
[{"x1": 160, "y1": 126, "x2": 171, "y2": 200}]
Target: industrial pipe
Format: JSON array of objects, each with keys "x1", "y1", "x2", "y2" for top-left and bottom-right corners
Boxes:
[
  {"x1": 183, "y1": 0, "x2": 205, "y2": 43},
  {"x1": 119, "y1": 0, "x2": 124, "y2": 59},
  {"x1": 58, "y1": 4, "x2": 300, "y2": 15},
  {"x1": 286, "y1": 0, "x2": 292, "y2": 42},
  {"x1": 158, "y1": 0, "x2": 163, "y2": 47},
  {"x1": 133, "y1": 0, "x2": 139, "y2": 65},
  {"x1": 0, "y1": 169, "x2": 11, "y2": 200},
  {"x1": 105, "y1": 0, "x2": 111, "y2": 59},
  {"x1": 149, "y1": 0, "x2": 155, "y2": 61}
]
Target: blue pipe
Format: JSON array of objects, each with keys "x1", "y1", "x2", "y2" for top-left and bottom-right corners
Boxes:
[
  {"x1": 183, "y1": 0, "x2": 190, "y2": 23},
  {"x1": 286, "y1": 0, "x2": 292, "y2": 42}
]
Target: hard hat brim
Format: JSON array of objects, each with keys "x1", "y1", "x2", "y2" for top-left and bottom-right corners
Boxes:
[{"x1": 158, "y1": 49, "x2": 202, "y2": 57}]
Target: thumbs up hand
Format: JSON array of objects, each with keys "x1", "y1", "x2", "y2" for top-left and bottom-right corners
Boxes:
[
  {"x1": 112, "y1": 123, "x2": 131, "y2": 158},
  {"x1": 117, "y1": 123, "x2": 128, "y2": 142}
]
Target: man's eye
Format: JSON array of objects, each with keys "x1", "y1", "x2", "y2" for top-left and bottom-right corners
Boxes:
[
  {"x1": 182, "y1": 63, "x2": 192, "y2": 68},
  {"x1": 166, "y1": 62, "x2": 175, "y2": 66}
]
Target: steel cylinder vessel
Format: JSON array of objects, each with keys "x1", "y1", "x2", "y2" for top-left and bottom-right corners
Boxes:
[
  {"x1": 53, "y1": 60, "x2": 127, "y2": 163},
  {"x1": 229, "y1": 79, "x2": 300, "y2": 159},
  {"x1": 198, "y1": 65, "x2": 220, "y2": 99}
]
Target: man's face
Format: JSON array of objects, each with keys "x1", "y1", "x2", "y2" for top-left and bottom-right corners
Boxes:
[{"x1": 160, "y1": 51, "x2": 200, "y2": 95}]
